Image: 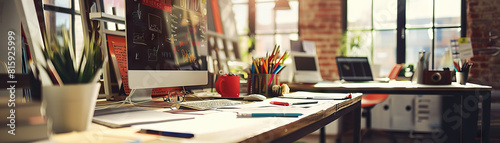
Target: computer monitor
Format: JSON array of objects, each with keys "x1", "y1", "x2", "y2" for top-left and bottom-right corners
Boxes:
[
  {"x1": 125, "y1": 0, "x2": 208, "y2": 101},
  {"x1": 291, "y1": 52, "x2": 323, "y2": 83},
  {"x1": 336, "y1": 57, "x2": 373, "y2": 82}
]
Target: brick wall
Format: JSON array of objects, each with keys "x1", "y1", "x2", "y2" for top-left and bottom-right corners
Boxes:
[
  {"x1": 298, "y1": 0, "x2": 343, "y2": 81},
  {"x1": 467, "y1": 0, "x2": 500, "y2": 89}
]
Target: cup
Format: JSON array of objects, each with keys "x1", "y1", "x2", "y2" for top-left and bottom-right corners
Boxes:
[
  {"x1": 247, "y1": 74, "x2": 280, "y2": 97},
  {"x1": 215, "y1": 75, "x2": 241, "y2": 98},
  {"x1": 456, "y1": 72, "x2": 468, "y2": 85}
]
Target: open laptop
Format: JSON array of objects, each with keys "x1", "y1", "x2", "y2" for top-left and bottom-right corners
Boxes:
[
  {"x1": 291, "y1": 52, "x2": 323, "y2": 83},
  {"x1": 336, "y1": 57, "x2": 376, "y2": 82}
]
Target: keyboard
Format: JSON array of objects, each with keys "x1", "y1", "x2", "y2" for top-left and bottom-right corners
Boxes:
[{"x1": 179, "y1": 99, "x2": 244, "y2": 110}]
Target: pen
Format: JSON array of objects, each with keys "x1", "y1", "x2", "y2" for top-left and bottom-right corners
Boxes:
[
  {"x1": 270, "y1": 101, "x2": 319, "y2": 106},
  {"x1": 292, "y1": 101, "x2": 319, "y2": 105},
  {"x1": 270, "y1": 101, "x2": 289, "y2": 106},
  {"x1": 278, "y1": 94, "x2": 351, "y2": 100},
  {"x1": 143, "y1": 129, "x2": 194, "y2": 138},
  {"x1": 237, "y1": 113, "x2": 303, "y2": 117}
]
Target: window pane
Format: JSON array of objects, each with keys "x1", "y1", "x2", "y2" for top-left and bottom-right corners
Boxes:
[
  {"x1": 275, "y1": 1, "x2": 298, "y2": 33},
  {"x1": 232, "y1": 0, "x2": 248, "y2": 3},
  {"x1": 238, "y1": 36, "x2": 250, "y2": 62},
  {"x1": 275, "y1": 33, "x2": 298, "y2": 52},
  {"x1": 373, "y1": 0, "x2": 397, "y2": 29},
  {"x1": 233, "y1": 4, "x2": 249, "y2": 35},
  {"x1": 434, "y1": 28, "x2": 460, "y2": 69},
  {"x1": 256, "y1": 3, "x2": 274, "y2": 34},
  {"x1": 103, "y1": 0, "x2": 126, "y2": 31},
  {"x1": 435, "y1": 0, "x2": 461, "y2": 27},
  {"x1": 347, "y1": 0, "x2": 372, "y2": 30},
  {"x1": 44, "y1": 11, "x2": 71, "y2": 34},
  {"x1": 406, "y1": 29, "x2": 432, "y2": 66},
  {"x1": 43, "y1": 0, "x2": 71, "y2": 8},
  {"x1": 345, "y1": 31, "x2": 372, "y2": 59},
  {"x1": 254, "y1": 34, "x2": 274, "y2": 57},
  {"x1": 406, "y1": 0, "x2": 433, "y2": 28},
  {"x1": 74, "y1": 15, "x2": 84, "y2": 66},
  {"x1": 373, "y1": 30, "x2": 397, "y2": 77},
  {"x1": 75, "y1": 0, "x2": 80, "y2": 11}
]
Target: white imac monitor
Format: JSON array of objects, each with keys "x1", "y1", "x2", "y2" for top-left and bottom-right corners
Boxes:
[
  {"x1": 125, "y1": 0, "x2": 208, "y2": 101},
  {"x1": 291, "y1": 52, "x2": 323, "y2": 83}
]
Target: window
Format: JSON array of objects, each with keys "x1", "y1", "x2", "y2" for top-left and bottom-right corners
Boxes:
[
  {"x1": 232, "y1": 0, "x2": 299, "y2": 60},
  {"x1": 346, "y1": 0, "x2": 464, "y2": 76},
  {"x1": 42, "y1": 0, "x2": 84, "y2": 62}
]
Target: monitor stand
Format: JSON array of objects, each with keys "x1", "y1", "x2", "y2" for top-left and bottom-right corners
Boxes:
[{"x1": 128, "y1": 89, "x2": 153, "y2": 102}]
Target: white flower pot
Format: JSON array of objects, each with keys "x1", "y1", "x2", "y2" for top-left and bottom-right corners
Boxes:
[{"x1": 42, "y1": 83, "x2": 100, "y2": 134}]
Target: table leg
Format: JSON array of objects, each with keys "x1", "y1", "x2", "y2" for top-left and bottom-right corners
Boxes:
[
  {"x1": 320, "y1": 127, "x2": 325, "y2": 143},
  {"x1": 353, "y1": 104, "x2": 361, "y2": 143},
  {"x1": 441, "y1": 95, "x2": 460, "y2": 143},
  {"x1": 461, "y1": 94, "x2": 479, "y2": 143},
  {"x1": 481, "y1": 91, "x2": 491, "y2": 143}
]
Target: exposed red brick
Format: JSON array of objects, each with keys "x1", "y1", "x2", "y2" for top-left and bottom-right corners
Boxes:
[
  {"x1": 299, "y1": 0, "x2": 343, "y2": 81},
  {"x1": 471, "y1": 56, "x2": 487, "y2": 61}
]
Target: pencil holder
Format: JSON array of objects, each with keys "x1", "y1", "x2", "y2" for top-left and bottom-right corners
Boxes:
[
  {"x1": 247, "y1": 74, "x2": 281, "y2": 97},
  {"x1": 456, "y1": 72, "x2": 468, "y2": 85}
]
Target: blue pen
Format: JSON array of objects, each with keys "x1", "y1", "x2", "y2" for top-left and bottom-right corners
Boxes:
[
  {"x1": 143, "y1": 129, "x2": 194, "y2": 138},
  {"x1": 237, "y1": 113, "x2": 303, "y2": 117},
  {"x1": 272, "y1": 65, "x2": 281, "y2": 74}
]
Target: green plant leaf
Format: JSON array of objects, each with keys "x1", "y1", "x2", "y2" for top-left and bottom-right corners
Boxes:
[{"x1": 39, "y1": 26, "x2": 104, "y2": 84}]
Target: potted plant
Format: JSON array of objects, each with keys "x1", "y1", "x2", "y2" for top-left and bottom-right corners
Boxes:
[{"x1": 39, "y1": 27, "x2": 105, "y2": 134}]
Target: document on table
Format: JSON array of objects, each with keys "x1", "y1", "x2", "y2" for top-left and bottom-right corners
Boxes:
[
  {"x1": 283, "y1": 91, "x2": 361, "y2": 99},
  {"x1": 93, "y1": 107, "x2": 194, "y2": 128},
  {"x1": 132, "y1": 112, "x2": 261, "y2": 136}
]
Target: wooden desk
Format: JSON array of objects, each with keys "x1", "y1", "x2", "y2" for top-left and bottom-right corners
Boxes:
[
  {"x1": 288, "y1": 81, "x2": 492, "y2": 143},
  {"x1": 51, "y1": 95, "x2": 362, "y2": 143}
]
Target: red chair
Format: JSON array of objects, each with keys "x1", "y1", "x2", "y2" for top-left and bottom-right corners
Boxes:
[
  {"x1": 361, "y1": 94, "x2": 390, "y2": 130},
  {"x1": 361, "y1": 64, "x2": 401, "y2": 142}
]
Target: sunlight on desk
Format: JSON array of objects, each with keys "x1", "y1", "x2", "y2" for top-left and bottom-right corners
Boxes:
[{"x1": 50, "y1": 94, "x2": 363, "y2": 143}]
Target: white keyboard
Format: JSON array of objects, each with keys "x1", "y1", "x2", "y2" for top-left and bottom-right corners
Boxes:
[{"x1": 179, "y1": 99, "x2": 243, "y2": 110}]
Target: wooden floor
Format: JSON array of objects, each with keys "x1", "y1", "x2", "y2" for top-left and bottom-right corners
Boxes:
[{"x1": 296, "y1": 95, "x2": 500, "y2": 143}]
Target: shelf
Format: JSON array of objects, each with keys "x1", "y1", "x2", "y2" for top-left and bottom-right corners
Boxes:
[{"x1": 89, "y1": 12, "x2": 125, "y2": 24}]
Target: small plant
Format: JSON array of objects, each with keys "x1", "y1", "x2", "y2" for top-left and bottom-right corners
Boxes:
[
  {"x1": 41, "y1": 27, "x2": 104, "y2": 84},
  {"x1": 340, "y1": 32, "x2": 362, "y2": 56}
]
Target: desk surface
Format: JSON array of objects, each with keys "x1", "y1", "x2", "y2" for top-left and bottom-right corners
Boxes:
[
  {"x1": 289, "y1": 81, "x2": 492, "y2": 94},
  {"x1": 289, "y1": 81, "x2": 492, "y2": 143},
  {"x1": 51, "y1": 94, "x2": 362, "y2": 143}
]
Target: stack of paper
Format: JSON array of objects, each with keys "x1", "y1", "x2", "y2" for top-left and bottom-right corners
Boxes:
[{"x1": 93, "y1": 107, "x2": 194, "y2": 128}]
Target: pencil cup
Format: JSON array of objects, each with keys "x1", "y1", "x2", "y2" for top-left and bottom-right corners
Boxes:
[
  {"x1": 456, "y1": 72, "x2": 468, "y2": 85},
  {"x1": 247, "y1": 74, "x2": 281, "y2": 97}
]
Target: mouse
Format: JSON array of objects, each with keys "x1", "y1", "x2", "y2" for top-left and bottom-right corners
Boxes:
[{"x1": 244, "y1": 94, "x2": 267, "y2": 101}]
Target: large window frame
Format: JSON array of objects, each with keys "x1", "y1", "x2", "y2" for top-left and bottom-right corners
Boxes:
[
  {"x1": 232, "y1": 0, "x2": 299, "y2": 58},
  {"x1": 345, "y1": 0, "x2": 466, "y2": 71},
  {"x1": 42, "y1": 0, "x2": 82, "y2": 50}
]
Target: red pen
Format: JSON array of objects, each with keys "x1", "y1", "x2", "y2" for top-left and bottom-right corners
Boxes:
[
  {"x1": 270, "y1": 101, "x2": 290, "y2": 106},
  {"x1": 345, "y1": 94, "x2": 352, "y2": 99}
]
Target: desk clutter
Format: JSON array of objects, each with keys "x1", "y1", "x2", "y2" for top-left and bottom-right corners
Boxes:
[
  {"x1": 90, "y1": 92, "x2": 362, "y2": 140},
  {"x1": 248, "y1": 45, "x2": 290, "y2": 97}
]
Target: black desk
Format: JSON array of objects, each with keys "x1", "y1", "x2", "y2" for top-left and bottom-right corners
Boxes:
[{"x1": 288, "y1": 81, "x2": 492, "y2": 143}]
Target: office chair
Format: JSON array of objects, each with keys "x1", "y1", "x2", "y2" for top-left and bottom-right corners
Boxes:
[
  {"x1": 360, "y1": 64, "x2": 401, "y2": 143},
  {"x1": 360, "y1": 94, "x2": 391, "y2": 138}
]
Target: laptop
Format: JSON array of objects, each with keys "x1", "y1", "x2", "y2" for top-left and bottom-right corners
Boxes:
[
  {"x1": 336, "y1": 57, "x2": 375, "y2": 82},
  {"x1": 291, "y1": 52, "x2": 323, "y2": 83}
]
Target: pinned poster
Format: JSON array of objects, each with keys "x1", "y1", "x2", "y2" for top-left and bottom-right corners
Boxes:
[{"x1": 457, "y1": 37, "x2": 474, "y2": 59}]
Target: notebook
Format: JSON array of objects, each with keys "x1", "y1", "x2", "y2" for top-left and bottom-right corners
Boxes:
[
  {"x1": 291, "y1": 52, "x2": 323, "y2": 83},
  {"x1": 336, "y1": 57, "x2": 374, "y2": 82}
]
